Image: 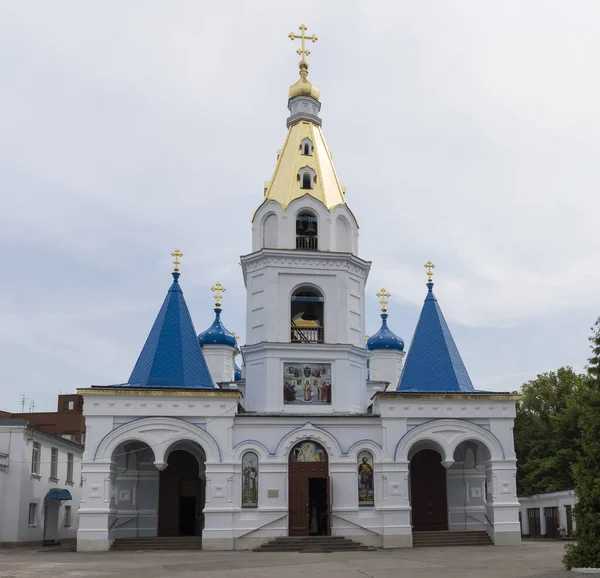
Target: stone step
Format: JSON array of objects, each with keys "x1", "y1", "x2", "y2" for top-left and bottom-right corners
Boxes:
[
  {"x1": 413, "y1": 531, "x2": 493, "y2": 547},
  {"x1": 111, "y1": 537, "x2": 203, "y2": 551},
  {"x1": 253, "y1": 535, "x2": 376, "y2": 553}
]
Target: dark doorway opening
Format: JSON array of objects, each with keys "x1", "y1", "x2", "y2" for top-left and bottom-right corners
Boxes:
[
  {"x1": 158, "y1": 450, "x2": 203, "y2": 537},
  {"x1": 288, "y1": 441, "x2": 329, "y2": 536},
  {"x1": 410, "y1": 449, "x2": 448, "y2": 531},
  {"x1": 309, "y1": 477, "x2": 329, "y2": 535},
  {"x1": 179, "y1": 496, "x2": 197, "y2": 536}
]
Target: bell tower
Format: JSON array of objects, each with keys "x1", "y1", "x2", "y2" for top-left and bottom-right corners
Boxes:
[{"x1": 241, "y1": 26, "x2": 371, "y2": 414}]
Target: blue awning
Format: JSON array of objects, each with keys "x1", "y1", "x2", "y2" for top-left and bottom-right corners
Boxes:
[{"x1": 45, "y1": 489, "x2": 72, "y2": 501}]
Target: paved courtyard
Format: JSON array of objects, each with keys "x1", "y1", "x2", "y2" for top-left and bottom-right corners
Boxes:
[{"x1": 0, "y1": 541, "x2": 570, "y2": 578}]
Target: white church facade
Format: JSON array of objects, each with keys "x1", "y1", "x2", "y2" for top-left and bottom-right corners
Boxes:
[{"x1": 76, "y1": 27, "x2": 521, "y2": 552}]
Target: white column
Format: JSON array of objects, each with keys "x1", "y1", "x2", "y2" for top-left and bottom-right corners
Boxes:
[
  {"x1": 202, "y1": 461, "x2": 235, "y2": 550},
  {"x1": 485, "y1": 460, "x2": 521, "y2": 545},
  {"x1": 381, "y1": 461, "x2": 412, "y2": 548},
  {"x1": 77, "y1": 459, "x2": 117, "y2": 552},
  {"x1": 369, "y1": 350, "x2": 405, "y2": 386}
]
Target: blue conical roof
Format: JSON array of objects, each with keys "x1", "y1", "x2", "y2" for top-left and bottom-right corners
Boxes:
[
  {"x1": 198, "y1": 308, "x2": 238, "y2": 348},
  {"x1": 128, "y1": 272, "x2": 214, "y2": 389},
  {"x1": 398, "y1": 282, "x2": 474, "y2": 392},
  {"x1": 367, "y1": 313, "x2": 404, "y2": 351}
]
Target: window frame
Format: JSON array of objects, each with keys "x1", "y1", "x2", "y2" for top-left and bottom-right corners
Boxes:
[
  {"x1": 28, "y1": 503, "x2": 37, "y2": 526},
  {"x1": 31, "y1": 442, "x2": 41, "y2": 477},
  {"x1": 66, "y1": 452, "x2": 74, "y2": 484},
  {"x1": 50, "y1": 447, "x2": 59, "y2": 480}
]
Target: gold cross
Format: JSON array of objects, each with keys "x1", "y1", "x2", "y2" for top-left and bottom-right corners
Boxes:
[
  {"x1": 211, "y1": 281, "x2": 226, "y2": 308},
  {"x1": 289, "y1": 24, "x2": 318, "y2": 64},
  {"x1": 171, "y1": 249, "x2": 183, "y2": 272},
  {"x1": 376, "y1": 288, "x2": 391, "y2": 313},
  {"x1": 424, "y1": 260, "x2": 436, "y2": 282}
]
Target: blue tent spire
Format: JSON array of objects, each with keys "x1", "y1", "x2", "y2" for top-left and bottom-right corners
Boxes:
[
  {"x1": 128, "y1": 270, "x2": 214, "y2": 389},
  {"x1": 397, "y1": 281, "x2": 474, "y2": 393}
]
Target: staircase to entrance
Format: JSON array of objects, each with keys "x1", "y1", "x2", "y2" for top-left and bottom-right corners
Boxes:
[
  {"x1": 111, "y1": 536, "x2": 203, "y2": 551},
  {"x1": 413, "y1": 531, "x2": 492, "y2": 547},
  {"x1": 253, "y1": 535, "x2": 376, "y2": 553}
]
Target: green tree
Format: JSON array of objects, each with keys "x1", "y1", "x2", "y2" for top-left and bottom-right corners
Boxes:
[
  {"x1": 564, "y1": 317, "x2": 600, "y2": 569},
  {"x1": 514, "y1": 367, "x2": 585, "y2": 496}
]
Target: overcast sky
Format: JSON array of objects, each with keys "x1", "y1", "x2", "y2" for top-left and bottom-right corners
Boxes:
[{"x1": 2, "y1": 1, "x2": 599, "y2": 412}]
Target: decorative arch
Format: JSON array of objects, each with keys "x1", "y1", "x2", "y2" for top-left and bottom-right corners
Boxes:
[
  {"x1": 94, "y1": 417, "x2": 222, "y2": 465},
  {"x1": 346, "y1": 439, "x2": 383, "y2": 461},
  {"x1": 232, "y1": 439, "x2": 271, "y2": 462},
  {"x1": 275, "y1": 423, "x2": 344, "y2": 461},
  {"x1": 300, "y1": 137, "x2": 313, "y2": 156},
  {"x1": 262, "y1": 212, "x2": 278, "y2": 248},
  {"x1": 335, "y1": 215, "x2": 351, "y2": 253},
  {"x1": 298, "y1": 166, "x2": 316, "y2": 190},
  {"x1": 394, "y1": 419, "x2": 505, "y2": 464}
]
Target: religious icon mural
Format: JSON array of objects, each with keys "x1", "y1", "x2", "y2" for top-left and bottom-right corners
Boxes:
[
  {"x1": 290, "y1": 441, "x2": 327, "y2": 463},
  {"x1": 241, "y1": 452, "x2": 258, "y2": 508},
  {"x1": 283, "y1": 363, "x2": 332, "y2": 405},
  {"x1": 357, "y1": 450, "x2": 374, "y2": 506}
]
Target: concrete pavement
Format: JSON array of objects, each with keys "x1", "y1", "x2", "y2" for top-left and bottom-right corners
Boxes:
[{"x1": 0, "y1": 541, "x2": 570, "y2": 578}]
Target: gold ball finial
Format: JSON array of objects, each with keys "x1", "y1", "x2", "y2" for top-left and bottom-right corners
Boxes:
[
  {"x1": 424, "y1": 260, "x2": 436, "y2": 283},
  {"x1": 376, "y1": 288, "x2": 391, "y2": 313},
  {"x1": 171, "y1": 249, "x2": 183, "y2": 272},
  {"x1": 210, "y1": 281, "x2": 226, "y2": 308}
]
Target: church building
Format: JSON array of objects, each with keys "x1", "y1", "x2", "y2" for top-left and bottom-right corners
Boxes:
[{"x1": 76, "y1": 26, "x2": 521, "y2": 552}]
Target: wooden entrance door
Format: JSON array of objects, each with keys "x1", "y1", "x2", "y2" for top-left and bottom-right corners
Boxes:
[
  {"x1": 288, "y1": 441, "x2": 329, "y2": 536},
  {"x1": 158, "y1": 450, "x2": 200, "y2": 537},
  {"x1": 410, "y1": 449, "x2": 448, "y2": 531}
]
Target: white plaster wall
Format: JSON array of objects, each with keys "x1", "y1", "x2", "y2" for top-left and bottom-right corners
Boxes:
[
  {"x1": 252, "y1": 198, "x2": 359, "y2": 255},
  {"x1": 202, "y1": 344, "x2": 237, "y2": 384},
  {"x1": 242, "y1": 342, "x2": 368, "y2": 414},
  {"x1": 369, "y1": 350, "x2": 405, "y2": 387},
  {"x1": 519, "y1": 490, "x2": 577, "y2": 536},
  {"x1": 241, "y1": 250, "x2": 370, "y2": 348},
  {"x1": 0, "y1": 426, "x2": 82, "y2": 544}
]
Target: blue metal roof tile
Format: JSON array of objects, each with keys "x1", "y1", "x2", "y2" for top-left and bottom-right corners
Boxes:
[
  {"x1": 128, "y1": 272, "x2": 214, "y2": 389},
  {"x1": 397, "y1": 282, "x2": 474, "y2": 393}
]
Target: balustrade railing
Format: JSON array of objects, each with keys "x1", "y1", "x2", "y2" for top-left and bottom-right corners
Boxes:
[
  {"x1": 296, "y1": 235, "x2": 318, "y2": 250},
  {"x1": 291, "y1": 324, "x2": 324, "y2": 343}
]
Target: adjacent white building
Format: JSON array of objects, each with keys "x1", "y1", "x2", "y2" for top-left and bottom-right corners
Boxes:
[
  {"x1": 0, "y1": 419, "x2": 83, "y2": 546},
  {"x1": 76, "y1": 35, "x2": 522, "y2": 552},
  {"x1": 519, "y1": 490, "x2": 577, "y2": 538}
]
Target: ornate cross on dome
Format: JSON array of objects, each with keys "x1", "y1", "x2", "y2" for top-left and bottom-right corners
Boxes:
[
  {"x1": 211, "y1": 281, "x2": 226, "y2": 308},
  {"x1": 424, "y1": 260, "x2": 436, "y2": 282},
  {"x1": 289, "y1": 24, "x2": 318, "y2": 64},
  {"x1": 171, "y1": 249, "x2": 183, "y2": 272},
  {"x1": 376, "y1": 288, "x2": 391, "y2": 313}
]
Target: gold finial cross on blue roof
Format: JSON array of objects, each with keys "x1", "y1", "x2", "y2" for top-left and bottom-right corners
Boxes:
[
  {"x1": 171, "y1": 249, "x2": 183, "y2": 272},
  {"x1": 289, "y1": 24, "x2": 318, "y2": 65},
  {"x1": 376, "y1": 288, "x2": 390, "y2": 313},
  {"x1": 211, "y1": 281, "x2": 226, "y2": 308},
  {"x1": 424, "y1": 260, "x2": 436, "y2": 283}
]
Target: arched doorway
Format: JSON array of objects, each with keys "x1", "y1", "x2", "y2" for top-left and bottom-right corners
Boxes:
[
  {"x1": 410, "y1": 449, "x2": 448, "y2": 531},
  {"x1": 158, "y1": 447, "x2": 206, "y2": 537},
  {"x1": 288, "y1": 441, "x2": 330, "y2": 536}
]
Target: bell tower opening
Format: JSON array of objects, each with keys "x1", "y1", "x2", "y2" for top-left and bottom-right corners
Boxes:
[
  {"x1": 296, "y1": 211, "x2": 318, "y2": 250},
  {"x1": 291, "y1": 286, "x2": 324, "y2": 343}
]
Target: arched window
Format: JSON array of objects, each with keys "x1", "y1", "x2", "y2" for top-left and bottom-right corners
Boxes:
[
  {"x1": 296, "y1": 211, "x2": 318, "y2": 250},
  {"x1": 358, "y1": 450, "x2": 375, "y2": 506},
  {"x1": 301, "y1": 138, "x2": 313, "y2": 156},
  {"x1": 241, "y1": 452, "x2": 258, "y2": 508},
  {"x1": 298, "y1": 166, "x2": 316, "y2": 190},
  {"x1": 291, "y1": 286, "x2": 324, "y2": 343}
]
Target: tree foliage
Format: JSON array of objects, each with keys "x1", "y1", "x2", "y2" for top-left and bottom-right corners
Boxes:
[
  {"x1": 564, "y1": 317, "x2": 600, "y2": 570},
  {"x1": 514, "y1": 367, "x2": 585, "y2": 496}
]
